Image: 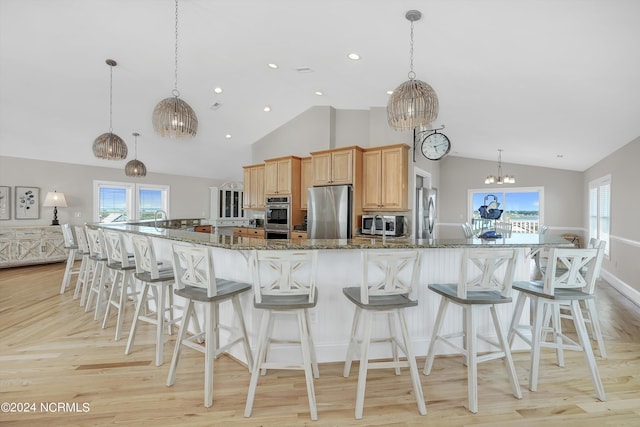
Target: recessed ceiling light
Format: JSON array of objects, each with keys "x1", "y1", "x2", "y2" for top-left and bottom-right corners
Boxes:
[
  {"x1": 386, "y1": 90, "x2": 394, "y2": 95},
  {"x1": 347, "y1": 53, "x2": 361, "y2": 60},
  {"x1": 263, "y1": 106, "x2": 271, "y2": 112},
  {"x1": 315, "y1": 91, "x2": 324, "y2": 96},
  {"x1": 214, "y1": 87, "x2": 223, "y2": 94},
  {"x1": 225, "y1": 134, "x2": 232, "y2": 139},
  {"x1": 268, "y1": 63, "x2": 278, "y2": 69}
]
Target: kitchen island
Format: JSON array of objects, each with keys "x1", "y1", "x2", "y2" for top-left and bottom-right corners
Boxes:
[{"x1": 93, "y1": 223, "x2": 574, "y2": 364}]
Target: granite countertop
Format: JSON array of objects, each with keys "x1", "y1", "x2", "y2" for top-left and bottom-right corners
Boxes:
[{"x1": 91, "y1": 223, "x2": 574, "y2": 251}]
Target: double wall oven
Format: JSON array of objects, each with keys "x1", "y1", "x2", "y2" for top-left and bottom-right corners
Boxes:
[{"x1": 265, "y1": 196, "x2": 290, "y2": 239}]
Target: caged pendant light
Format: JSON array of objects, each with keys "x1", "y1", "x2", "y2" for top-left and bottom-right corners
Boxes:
[
  {"x1": 387, "y1": 10, "x2": 439, "y2": 131},
  {"x1": 93, "y1": 59, "x2": 128, "y2": 160},
  {"x1": 125, "y1": 132, "x2": 147, "y2": 177},
  {"x1": 152, "y1": 0, "x2": 198, "y2": 138}
]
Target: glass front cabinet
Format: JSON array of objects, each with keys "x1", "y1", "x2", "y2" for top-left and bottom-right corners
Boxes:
[{"x1": 209, "y1": 183, "x2": 249, "y2": 227}]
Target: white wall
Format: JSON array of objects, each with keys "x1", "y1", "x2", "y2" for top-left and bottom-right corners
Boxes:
[{"x1": 0, "y1": 156, "x2": 220, "y2": 227}]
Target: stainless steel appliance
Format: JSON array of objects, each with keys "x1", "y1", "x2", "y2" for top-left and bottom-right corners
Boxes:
[
  {"x1": 265, "y1": 196, "x2": 290, "y2": 239},
  {"x1": 362, "y1": 215, "x2": 405, "y2": 237},
  {"x1": 307, "y1": 185, "x2": 352, "y2": 239},
  {"x1": 415, "y1": 187, "x2": 436, "y2": 239}
]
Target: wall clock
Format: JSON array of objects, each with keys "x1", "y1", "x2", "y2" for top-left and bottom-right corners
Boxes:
[{"x1": 420, "y1": 129, "x2": 451, "y2": 161}]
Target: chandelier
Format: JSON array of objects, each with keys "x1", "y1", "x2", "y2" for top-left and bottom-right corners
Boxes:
[
  {"x1": 485, "y1": 149, "x2": 515, "y2": 184},
  {"x1": 93, "y1": 59, "x2": 128, "y2": 160},
  {"x1": 152, "y1": 0, "x2": 198, "y2": 138},
  {"x1": 386, "y1": 10, "x2": 439, "y2": 131},
  {"x1": 125, "y1": 132, "x2": 147, "y2": 177}
]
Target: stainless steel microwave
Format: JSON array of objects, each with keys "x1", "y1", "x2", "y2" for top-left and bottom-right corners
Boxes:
[{"x1": 361, "y1": 215, "x2": 405, "y2": 236}]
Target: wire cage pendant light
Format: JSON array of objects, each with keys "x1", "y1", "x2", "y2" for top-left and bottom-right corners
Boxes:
[
  {"x1": 93, "y1": 59, "x2": 128, "y2": 160},
  {"x1": 387, "y1": 10, "x2": 439, "y2": 131},
  {"x1": 152, "y1": 0, "x2": 198, "y2": 138},
  {"x1": 125, "y1": 132, "x2": 147, "y2": 177},
  {"x1": 485, "y1": 149, "x2": 515, "y2": 184}
]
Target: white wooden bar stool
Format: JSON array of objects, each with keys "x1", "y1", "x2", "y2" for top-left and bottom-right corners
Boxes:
[
  {"x1": 342, "y1": 250, "x2": 426, "y2": 420},
  {"x1": 542, "y1": 239, "x2": 607, "y2": 358},
  {"x1": 72, "y1": 225, "x2": 91, "y2": 305},
  {"x1": 101, "y1": 229, "x2": 138, "y2": 341},
  {"x1": 244, "y1": 250, "x2": 320, "y2": 421},
  {"x1": 125, "y1": 234, "x2": 182, "y2": 366},
  {"x1": 59, "y1": 224, "x2": 80, "y2": 294},
  {"x1": 84, "y1": 227, "x2": 112, "y2": 321},
  {"x1": 508, "y1": 247, "x2": 606, "y2": 401},
  {"x1": 167, "y1": 244, "x2": 253, "y2": 408},
  {"x1": 424, "y1": 248, "x2": 521, "y2": 413}
]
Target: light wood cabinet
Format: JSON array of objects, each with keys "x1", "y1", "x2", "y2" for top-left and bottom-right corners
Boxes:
[
  {"x1": 300, "y1": 157, "x2": 312, "y2": 209},
  {"x1": 291, "y1": 231, "x2": 307, "y2": 240},
  {"x1": 242, "y1": 164, "x2": 265, "y2": 209},
  {"x1": 233, "y1": 227, "x2": 265, "y2": 239},
  {"x1": 0, "y1": 226, "x2": 67, "y2": 268},
  {"x1": 264, "y1": 156, "x2": 300, "y2": 195},
  {"x1": 362, "y1": 144, "x2": 409, "y2": 211},
  {"x1": 310, "y1": 146, "x2": 361, "y2": 186}
]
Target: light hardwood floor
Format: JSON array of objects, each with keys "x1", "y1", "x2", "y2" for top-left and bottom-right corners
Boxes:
[{"x1": 1, "y1": 262, "x2": 639, "y2": 426}]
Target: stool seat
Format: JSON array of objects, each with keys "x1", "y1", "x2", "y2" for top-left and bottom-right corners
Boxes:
[
  {"x1": 255, "y1": 292, "x2": 318, "y2": 310},
  {"x1": 429, "y1": 283, "x2": 512, "y2": 305},
  {"x1": 512, "y1": 281, "x2": 595, "y2": 300},
  {"x1": 342, "y1": 287, "x2": 417, "y2": 309},
  {"x1": 175, "y1": 279, "x2": 251, "y2": 302},
  {"x1": 134, "y1": 268, "x2": 174, "y2": 283}
]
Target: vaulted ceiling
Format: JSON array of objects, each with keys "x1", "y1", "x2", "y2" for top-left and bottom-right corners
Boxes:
[{"x1": 1, "y1": 0, "x2": 639, "y2": 179}]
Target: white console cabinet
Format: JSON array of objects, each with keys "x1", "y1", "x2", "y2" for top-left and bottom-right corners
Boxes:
[
  {"x1": 0, "y1": 226, "x2": 68, "y2": 268},
  {"x1": 210, "y1": 184, "x2": 249, "y2": 228}
]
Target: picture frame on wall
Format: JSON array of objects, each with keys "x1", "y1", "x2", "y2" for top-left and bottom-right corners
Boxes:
[
  {"x1": 0, "y1": 186, "x2": 10, "y2": 220},
  {"x1": 15, "y1": 186, "x2": 40, "y2": 219}
]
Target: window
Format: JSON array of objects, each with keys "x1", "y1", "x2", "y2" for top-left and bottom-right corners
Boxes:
[
  {"x1": 468, "y1": 187, "x2": 544, "y2": 233},
  {"x1": 94, "y1": 181, "x2": 169, "y2": 222},
  {"x1": 589, "y1": 175, "x2": 611, "y2": 256}
]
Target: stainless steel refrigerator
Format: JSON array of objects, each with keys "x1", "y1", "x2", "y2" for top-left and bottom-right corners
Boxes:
[
  {"x1": 415, "y1": 187, "x2": 437, "y2": 239},
  {"x1": 307, "y1": 185, "x2": 352, "y2": 239}
]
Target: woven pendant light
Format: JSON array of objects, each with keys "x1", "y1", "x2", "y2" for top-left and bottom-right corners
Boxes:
[
  {"x1": 152, "y1": 0, "x2": 198, "y2": 138},
  {"x1": 125, "y1": 133, "x2": 147, "y2": 177},
  {"x1": 93, "y1": 59, "x2": 128, "y2": 159},
  {"x1": 387, "y1": 10, "x2": 439, "y2": 131}
]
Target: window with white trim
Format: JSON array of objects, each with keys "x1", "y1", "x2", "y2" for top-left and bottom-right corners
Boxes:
[
  {"x1": 588, "y1": 175, "x2": 610, "y2": 256},
  {"x1": 94, "y1": 181, "x2": 169, "y2": 222},
  {"x1": 468, "y1": 187, "x2": 544, "y2": 234}
]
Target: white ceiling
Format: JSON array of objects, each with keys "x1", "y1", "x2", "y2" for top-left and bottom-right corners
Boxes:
[{"x1": 1, "y1": 0, "x2": 639, "y2": 180}]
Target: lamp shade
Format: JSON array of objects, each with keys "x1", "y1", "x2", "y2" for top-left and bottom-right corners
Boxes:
[
  {"x1": 43, "y1": 192, "x2": 67, "y2": 207},
  {"x1": 152, "y1": 96, "x2": 198, "y2": 138},
  {"x1": 387, "y1": 79, "x2": 439, "y2": 131}
]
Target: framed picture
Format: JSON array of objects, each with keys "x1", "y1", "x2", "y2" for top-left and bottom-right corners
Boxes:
[
  {"x1": 0, "y1": 186, "x2": 10, "y2": 220},
  {"x1": 15, "y1": 186, "x2": 40, "y2": 219}
]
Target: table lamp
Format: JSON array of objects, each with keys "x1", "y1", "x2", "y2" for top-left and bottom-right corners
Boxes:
[{"x1": 43, "y1": 191, "x2": 68, "y2": 226}]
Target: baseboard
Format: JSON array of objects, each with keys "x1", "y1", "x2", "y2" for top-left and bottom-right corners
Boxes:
[{"x1": 601, "y1": 269, "x2": 640, "y2": 307}]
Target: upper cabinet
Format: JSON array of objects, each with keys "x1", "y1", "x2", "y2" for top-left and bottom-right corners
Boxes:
[
  {"x1": 242, "y1": 164, "x2": 265, "y2": 209},
  {"x1": 264, "y1": 156, "x2": 301, "y2": 196},
  {"x1": 310, "y1": 146, "x2": 362, "y2": 186},
  {"x1": 300, "y1": 157, "x2": 312, "y2": 209},
  {"x1": 362, "y1": 144, "x2": 409, "y2": 211}
]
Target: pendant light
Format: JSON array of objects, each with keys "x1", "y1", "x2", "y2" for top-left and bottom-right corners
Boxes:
[
  {"x1": 485, "y1": 149, "x2": 515, "y2": 184},
  {"x1": 387, "y1": 10, "x2": 439, "y2": 131},
  {"x1": 152, "y1": 0, "x2": 198, "y2": 138},
  {"x1": 93, "y1": 59, "x2": 128, "y2": 160},
  {"x1": 125, "y1": 132, "x2": 147, "y2": 177}
]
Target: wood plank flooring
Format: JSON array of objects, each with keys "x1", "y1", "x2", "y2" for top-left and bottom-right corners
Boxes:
[{"x1": 1, "y1": 262, "x2": 639, "y2": 426}]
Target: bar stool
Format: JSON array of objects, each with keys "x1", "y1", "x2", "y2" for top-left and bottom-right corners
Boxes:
[
  {"x1": 508, "y1": 247, "x2": 606, "y2": 401},
  {"x1": 167, "y1": 244, "x2": 253, "y2": 408},
  {"x1": 101, "y1": 229, "x2": 138, "y2": 341},
  {"x1": 461, "y1": 222, "x2": 473, "y2": 238},
  {"x1": 424, "y1": 248, "x2": 521, "y2": 413},
  {"x1": 244, "y1": 250, "x2": 320, "y2": 420},
  {"x1": 84, "y1": 227, "x2": 112, "y2": 321},
  {"x1": 59, "y1": 224, "x2": 80, "y2": 294},
  {"x1": 72, "y1": 225, "x2": 92, "y2": 306},
  {"x1": 342, "y1": 250, "x2": 426, "y2": 419},
  {"x1": 125, "y1": 234, "x2": 182, "y2": 366}
]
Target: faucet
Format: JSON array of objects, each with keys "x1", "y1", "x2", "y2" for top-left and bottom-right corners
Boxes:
[
  {"x1": 154, "y1": 210, "x2": 167, "y2": 230},
  {"x1": 372, "y1": 215, "x2": 388, "y2": 244}
]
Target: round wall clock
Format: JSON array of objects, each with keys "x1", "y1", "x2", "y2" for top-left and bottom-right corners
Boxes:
[{"x1": 420, "y1": 131, "x2": 451, "y2": 160}]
